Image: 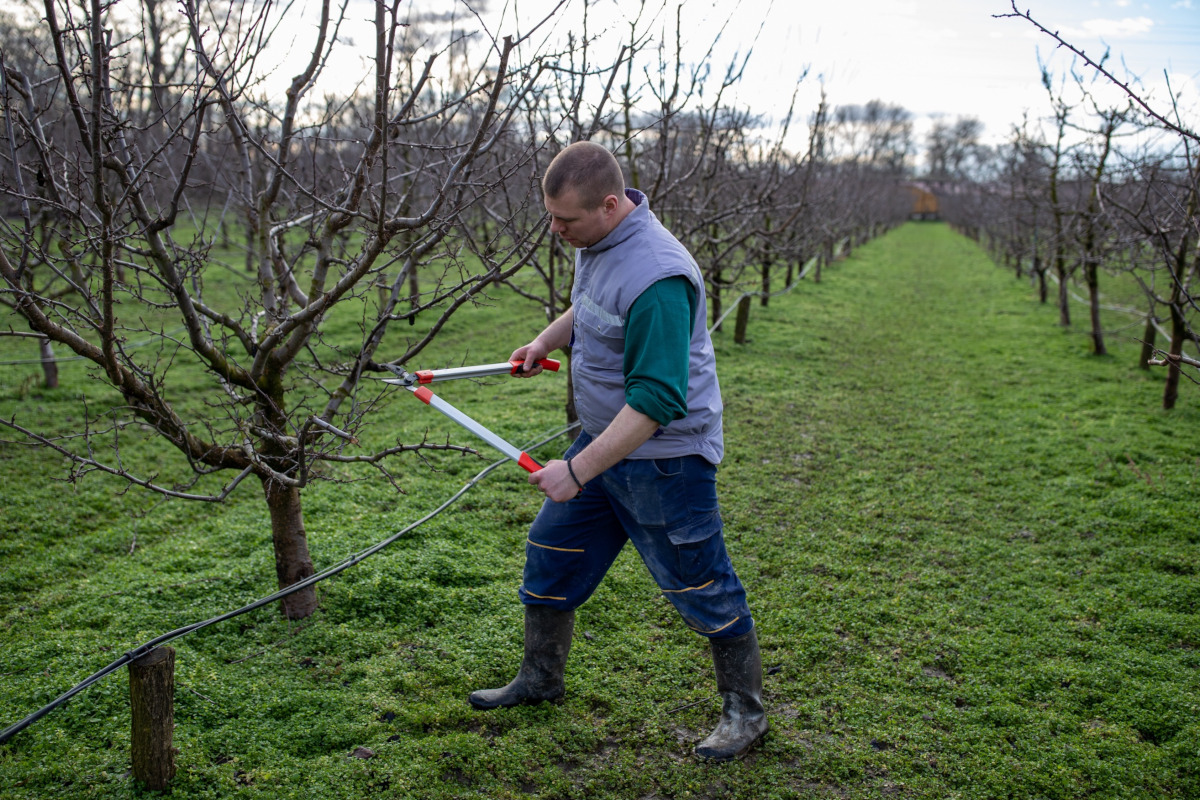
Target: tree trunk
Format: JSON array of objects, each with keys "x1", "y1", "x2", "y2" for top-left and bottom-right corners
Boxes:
[
  {"x1": 564, "y1": 352, "x2": 579, "y2": 441},
  {"x1": 39, "y1": 337, "x2": 59, "y2": 389},
  {"x1": 1086, "y1": 263, "x2": 1106, "y2": 356},
  {"x1": 734, "y1": 295, "x2": 751, "y2": 344},
  {"x1": 761, "y1": 218, "x2": 772, "y2": 306},
  {"x1": 1056, "y1": 252, "x2": 1070, "y2": 327},
  {"x1": 1139, "y1": 314, "x2": 1156, "y2": 370},
  {"x1": 1163, "y1": 304, "x2": 1185, "y2": 411},
  {"x1": 408, "y1": 264, "x2": 420, "y2": 326},
  {"x1": 710, "y1": 268, "x2": 723, "y2": 332},
  {"x1": 262, "y1": 478, "x2": 318, "y2": 619},
  {"x1": 1162, "y1": 224, "x2": 1195, "y2": 409},
  {"x1": 376, "y1": 272, "x2": 389, "y2": 310}
]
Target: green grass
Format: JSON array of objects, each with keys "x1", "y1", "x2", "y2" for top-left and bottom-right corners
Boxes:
[{"x1": 1, "y1": 223, "x2": 1197, "y2": 799}]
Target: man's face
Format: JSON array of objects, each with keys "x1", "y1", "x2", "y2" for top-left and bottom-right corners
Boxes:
[{"x1": 544, "y1": 189, "x2": 618, "y2": 249}]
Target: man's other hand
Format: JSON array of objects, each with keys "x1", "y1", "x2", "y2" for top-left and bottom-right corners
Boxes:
[{"x1": 529, "y1": 459, "x2": 582, "y2": 502}]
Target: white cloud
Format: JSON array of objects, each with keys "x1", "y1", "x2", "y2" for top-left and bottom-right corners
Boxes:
[
  {"x1": 1170, "y1": 1, "x2": 1193, "y2": 9},
  {"x1": 1065, "y1": 16, "x2": 1155, "y2": 38},
  {"x1": 1137, "y1": 71, "x2": 1200, "y2": 127}
]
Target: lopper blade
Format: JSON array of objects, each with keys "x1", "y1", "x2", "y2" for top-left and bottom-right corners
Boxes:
[{"x1": 406, "y1": 385, "x2": 542, "y2": 473}]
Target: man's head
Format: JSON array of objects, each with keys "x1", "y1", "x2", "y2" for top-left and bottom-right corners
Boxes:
[
  {"x1": 543, "y1": 141, "x2": 625, "y2": 207},
  {"x1": 542, "y1": 141, "x2": 631, "y2": 248}
]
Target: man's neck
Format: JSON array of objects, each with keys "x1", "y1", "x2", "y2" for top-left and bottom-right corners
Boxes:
[{"x1": 611, "y1": 190, "x2": 638, "y2": 230}]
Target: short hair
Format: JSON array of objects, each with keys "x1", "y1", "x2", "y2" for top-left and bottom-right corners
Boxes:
[{"x1": 542, "y1": 141, "x2": 625, "y2": 209}]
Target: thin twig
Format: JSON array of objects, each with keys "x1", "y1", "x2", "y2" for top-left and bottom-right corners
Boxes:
[
  {"x1": 188, "y1": 688, "x2": 214, "y2": 703},
  {"x1": 666, "y1": 697, "x2": 713, "y2": 715},
  {"x1": 226, "y1": 650, "x2": 265, "y2": 665}
]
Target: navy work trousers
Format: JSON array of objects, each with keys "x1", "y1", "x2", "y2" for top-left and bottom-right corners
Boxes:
[{"x1": 519, "y1": 431, "x2": 754, "y2": 639}]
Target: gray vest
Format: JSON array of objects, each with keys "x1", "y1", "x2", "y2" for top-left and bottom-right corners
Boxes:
[{"x1": 571, "y1": 190, "x2": 724, "y2": 464}]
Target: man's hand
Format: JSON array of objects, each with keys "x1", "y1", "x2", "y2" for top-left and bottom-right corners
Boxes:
[
  {"x1": 510, "y1": 308, "x2": 574, "y2": 378},
  {"x1": 509, "y1": 341, "x2": 550, "y2": 378},
  {"x1": 529, "y1": 405, "x2": 661, "y2": 503},
  {"x1": 529, "y1": 459, "x2": 582, "y2": 502}
]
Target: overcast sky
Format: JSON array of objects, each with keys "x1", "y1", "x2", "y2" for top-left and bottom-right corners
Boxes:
[
  {"x1": 710, "y1": 0, "x2": 1200, "y2": 146},
  {"x1": 279, "y1": 0, "x2": 1200, "y2": 152}
]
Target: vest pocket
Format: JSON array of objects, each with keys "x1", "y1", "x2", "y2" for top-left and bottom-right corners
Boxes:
[
  {"x1": 576, "y1": 302, "x2": 625, "y2": 351},
  {"x1": 590, "y1": 319, "x2": 624, "y2": 352}
]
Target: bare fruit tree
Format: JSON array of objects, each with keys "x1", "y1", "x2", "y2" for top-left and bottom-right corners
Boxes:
[
  {"x1": 0, "y1": 0, "x2": 576, "y2": 618},
  {"x1": 970, "y1": 2, "x2": 1200, "y2": 407}
]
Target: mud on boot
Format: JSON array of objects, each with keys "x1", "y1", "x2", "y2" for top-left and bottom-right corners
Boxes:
[
  {"x1": 695, "y1": 627, "x2": 768, "y2": 761},
  {"x1": 469, "y1": 605, "x2": 574, "y2": 710}
]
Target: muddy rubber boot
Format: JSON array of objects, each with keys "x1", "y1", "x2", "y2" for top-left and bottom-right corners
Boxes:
[
  {"x1": 469, "y1": 605, "x2": 574, "y2": 710},
  {"x1": 694, "y1": 627, "x2": 768, "y2": 761}
]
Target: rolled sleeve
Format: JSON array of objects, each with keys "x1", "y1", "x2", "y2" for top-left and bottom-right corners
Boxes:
[{"x1": 623, "y1": 276, "x2": 697, "y2": 426}]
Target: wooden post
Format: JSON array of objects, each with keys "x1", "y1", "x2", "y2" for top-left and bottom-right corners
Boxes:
[
  {"x1": 733, "y1": 295, "x2": 751, "y2": 345},
  {"x1": 130, "y1": 647, "x2": 176, "y2": 790}
]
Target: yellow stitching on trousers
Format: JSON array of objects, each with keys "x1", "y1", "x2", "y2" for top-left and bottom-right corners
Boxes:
[
  {"x1": 688, "y1": 616, "x2": 740, "y2": 635},
  {"x1": 527, "y1": 538, "x2": 585, "y2": 553},
  {"x1": 661, "y1": 579, "x2": 715, "y2": 594},
  {"x1": 524, "y1": 590, "x2": 568, "y2": 601}
]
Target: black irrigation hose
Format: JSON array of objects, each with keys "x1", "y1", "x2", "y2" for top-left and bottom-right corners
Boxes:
[
  {"x1": 0, "y1": 423, "x2": 578, "y2": 745},
  {"x1": 2, "y1": 246, "x2": 836, "y2": 745}
]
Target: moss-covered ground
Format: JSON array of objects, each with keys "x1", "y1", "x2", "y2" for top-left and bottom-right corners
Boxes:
[{"x1": 1, "y1": 223, "x2": 1197, "y2": 798}]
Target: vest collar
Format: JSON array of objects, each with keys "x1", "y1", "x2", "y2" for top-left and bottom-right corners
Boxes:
[{"x1": 582, "y1": 189, "x2": 648, "y2": 253}]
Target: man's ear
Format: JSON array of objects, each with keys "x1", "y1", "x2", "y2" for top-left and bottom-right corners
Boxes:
[{"x1": 603, "y1": 194, "x2": 619, "y2": 213}]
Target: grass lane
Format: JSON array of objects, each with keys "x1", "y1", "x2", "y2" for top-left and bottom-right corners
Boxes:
[
  {"x1": 717, "y1": 222, "x2": 1198, "y2": 799},
  {"x1": 1, "y1": 222, "x2": 1196, "y2": 799}
]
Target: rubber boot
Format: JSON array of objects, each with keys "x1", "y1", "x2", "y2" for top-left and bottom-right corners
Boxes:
[
  {"x1": 694, "y1": 627, "x2": 768, "y2": 760},
  {"x1": 468, "y1": 605, "x2": 574, "y2": 710}
]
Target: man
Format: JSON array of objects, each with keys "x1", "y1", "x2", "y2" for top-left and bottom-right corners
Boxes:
[{"x1": 468, "y1": 141, "x2": 767, "y2": 761}]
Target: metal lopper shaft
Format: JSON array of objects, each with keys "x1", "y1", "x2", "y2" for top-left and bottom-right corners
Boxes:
[{"x1": 383, "y1": 358, "x2": 560, "y2": 387}]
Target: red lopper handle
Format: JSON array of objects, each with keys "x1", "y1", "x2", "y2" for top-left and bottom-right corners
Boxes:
[
  {"x1": 517, "y1": 452, "x2": 543, "y2": 473},
  {"x1": 509, "y1": 358, "x2": 561, "y2": 374}
]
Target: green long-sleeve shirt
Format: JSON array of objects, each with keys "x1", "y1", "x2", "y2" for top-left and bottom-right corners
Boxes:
[{"x1": 623, "y1": 276, "x2": 698, "y2": 426}]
